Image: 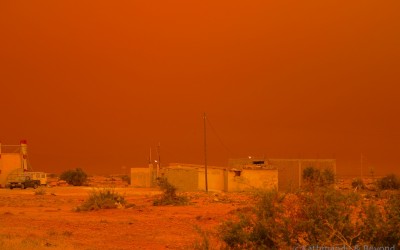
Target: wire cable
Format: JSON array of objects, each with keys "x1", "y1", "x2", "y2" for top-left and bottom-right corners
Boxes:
[{"x1": 206, "y1": 116, "x2": 236, "y2": 157}]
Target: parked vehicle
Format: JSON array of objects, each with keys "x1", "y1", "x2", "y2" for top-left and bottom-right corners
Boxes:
[
  {"x1": 29, "y1": 172, "x2": 48, "y2": 186},
  {"x1": 7, "y1": 176, "x2": 40, "y2": 189}
]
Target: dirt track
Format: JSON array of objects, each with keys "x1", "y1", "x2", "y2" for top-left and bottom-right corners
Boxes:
[{"x1": 0, "y1": 187, "x2": 249, "y2": 250}]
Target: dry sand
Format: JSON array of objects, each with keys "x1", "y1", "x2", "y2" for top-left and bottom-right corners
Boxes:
[{"x1": 0, "y1": 186, "x2": 250, "y2": 250}]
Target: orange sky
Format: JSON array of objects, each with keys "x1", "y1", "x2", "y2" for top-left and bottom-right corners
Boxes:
[{"x1": 1, "y1": 1, "x2": 399, "y2": 175}]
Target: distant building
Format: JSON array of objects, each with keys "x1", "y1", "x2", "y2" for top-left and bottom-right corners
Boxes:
[
  {"x1": 131, "y1": 157, "x2": 336, "y2": 192},
  {"x1": 131, "y1": 162, "x2": 278, "y2": 192},
  {"x1": 229, "y1": 158, "x2": 337, "y2": 191},
  {"x1": 0, "y1": 140, "x2": 30, "y2": 188}
]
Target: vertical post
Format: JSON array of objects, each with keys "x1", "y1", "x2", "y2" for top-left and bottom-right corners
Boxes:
[
  {"x1": 360, "y1": 153, "x2": 363, "y2": 178},
  {"x1": 0, "y1": 142, "x2": 2, "y2": 186},
  {"x1": 204, "y1": 113, "x2": 208, "y2": 192},
  {"x1": 298, "y1": 160, "x2": 302, "y2": 188},
  {"x1": 149, "y1": 147, "x2": 152, "y2": 164},
  {"x1": 0, "y1": 141, "x2": 2, "y2": 170},
  {"x1": 20, "y1": 140, "x2": 28, "y2": 171},
  {"x1": 157, "y1": 143, "x2": 161, "y2": 177}
]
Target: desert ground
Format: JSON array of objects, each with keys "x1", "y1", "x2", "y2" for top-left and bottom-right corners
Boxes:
[
  {"x1": 0, "y1": 176, "x2": 397, "y2": 250},
  {"x1": 0, "y1": 184, "x2": 249, "y2": 250}
]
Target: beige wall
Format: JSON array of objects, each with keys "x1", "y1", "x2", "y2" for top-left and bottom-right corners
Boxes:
[
  {"x1": 164, "y1": 167, "x2": 198, "y2": 192},
  {"x1": 227, "y1": 169, "x2": 278, "y2": 192},
  {"x1": 0, "y1": 154, "x2": 22, "y2": 187},
  {"x1": 131, "y1": 164, "x2": 279, "y2": 192},
  {"x1": 268, "y1": 159, "x2": 336, "y2": 191},
  {"x1": 197, "y1": 168, "x2": 225, "y2": 192},
  {"x1": 164, "y1": 165, "x2": 277, "y2": 192},
  {"x1": 130, "y1": 168, "x2": 151, "y2": 188}
]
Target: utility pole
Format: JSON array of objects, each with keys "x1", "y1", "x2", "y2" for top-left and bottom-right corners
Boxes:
[
  {"x1": 157, "y1": 143, "x2": 161, "y2": 177},
  {"x1": 204, "y1": 113, "x2": 208, "y2": 192},
  {"x1": 360, "y1": 153, "x2": 363, "y2": 178},
  {"x1": 149, "y1": 147, "x2": 152, "y2": 164}
]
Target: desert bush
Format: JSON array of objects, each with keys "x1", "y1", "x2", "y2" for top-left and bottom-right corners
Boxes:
[
  {"x1": 360, "y1": 193, "x2": 400, "y2": 247},
  {"x1": 295, "y1": 187, "x2": 361, "y2": 247},
  {"x1": 153, "y1": 178, "x2": 189, "y2": 206},
  {"x1": 219, "y1": 189, "x2": 285, "y2": 249},
  {"x1": 352, "y1": 178, "x2": 365, "y2": 190},
  {"x1": 48, "y1": 173, "x2": 58, "y2": 178},
  {"x1": 60, "y1": 168, "x2": 88, "y2": 186},
  {"x1": 377, "y1": 174, "x2": 400, "y2": 190},
  {"x1": 217, "y1": 186, "x2": 400, "y2": 249},
  {"x1": 219, "y1": 187, "x2": 364, "y2": 249},
  {"x1": 76, "y1": 188, "x2": 126, "y2": 211},
  {"x1": 34, "y1": 187, "x2": 46, "y2": 195},
  {"x1": 193, "y1": 226, "x2": 212, "y2": 250},
  {"x1": 302, "y1": 167, "x2": 335, "y2": 189},
  {"x1": 121, "y1": 175, "x2": 131, "y2": 184}
]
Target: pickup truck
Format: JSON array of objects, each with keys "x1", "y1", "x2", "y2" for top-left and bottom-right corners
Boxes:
[{"x1": 8, "y1": 176, "x2": 40, "y2": 189}]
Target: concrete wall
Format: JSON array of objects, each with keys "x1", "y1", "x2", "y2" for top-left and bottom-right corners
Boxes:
[
  {"x1": 197, "y1": 168, "x2": 225, "y2": 192},
  {"x1": 162, "y1": 164, "x2": 278, "y2": 192},
  {"x1": 164, "y1": 167, "x2": 198, "y2": 192},
  {"x1": 268, "y1": 159, "x2": 336, "y2": 191},
  {"x1": 130, "y1": 168, "x2": 151, "y2": 188},
  {"x1": 0, "y1": 154, "x2": 23, "y2": 188},
  {"x1": 227, "y1": 169, "x2": 278, "y2": 192}
]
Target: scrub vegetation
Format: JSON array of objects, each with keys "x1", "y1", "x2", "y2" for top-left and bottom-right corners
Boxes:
[
  {"x1": 153, "y1": 177, "x2": 189, "y2": 206},
  {"x1": 216, "y1": 172, "x2": 400, "y2": 249},
  {"x1": 76, "y1": 188, "x2": 127, "y2": 211},
  {"x1": 302, "y1": 166, "x2": 335, "y2": 187},
  {"x1": 60, "y1": 168, "x2": 88, "y2": 186},
  {"x1": 377, "y1": 174, "x2": 400, "y2": 190},
  {"x1": 351, "y1": 178, "x2": 366, "y2": 190}
]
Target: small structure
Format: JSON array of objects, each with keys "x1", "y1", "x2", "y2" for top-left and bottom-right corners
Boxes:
[
  {"x1": 0, "y1": 140, "x2": 47, "y2": 188},
  {"x1": 130, "y1": 167, "x2": 153, "y2": 188},
  {"x1": 229, "y1": 158, "x2": 337, "y2": 191},
  {"x1": 0, "y1": 140, "x2": 30, "y2": 188}
]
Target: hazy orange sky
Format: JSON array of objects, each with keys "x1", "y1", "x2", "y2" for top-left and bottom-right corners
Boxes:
[{"x1": 1, "y1": 1, "x2": 399, "y2": 175}]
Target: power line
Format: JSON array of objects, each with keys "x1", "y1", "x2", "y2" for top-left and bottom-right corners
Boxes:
[{"x1": 206, "y1": 116, "x2": 236, "y2": 157}]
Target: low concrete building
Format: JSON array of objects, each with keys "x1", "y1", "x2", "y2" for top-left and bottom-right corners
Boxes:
[
  {"x1": 131, "y1": 157, "x2": 336, "y2": 192},
  {"x1": 229, "y1": 158, "x2": 337, "y2": 191},
  {"x1": 131, "y1": 163, "x2": 278, "y2": 192}
]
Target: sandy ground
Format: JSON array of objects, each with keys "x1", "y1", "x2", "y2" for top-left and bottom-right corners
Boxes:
[{"x1": 0, "y1": 186, "x2": 250, "y2": 250}]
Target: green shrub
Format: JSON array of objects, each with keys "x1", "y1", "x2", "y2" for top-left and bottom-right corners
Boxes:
[
  {"x1": 219, "y1": 187, "x2": 363, "y2": 249},
  {"x1": 153, "y1": 178, "x2": 189, "y2": 206},
  {"x1": 193, "y1": 226, "x2": 212, "y2": 250},
  {"x1": 218, "y1": 186, "x2": 400, "y2": 249},
  {"x1": 295, "y1": 187, "x2": 361, "y2": 246},
  {"x1": 219, "y1": 189, "x2": 285, "y2": 249},
  {"x1": 121, "y1": 175, "x2": 131, "y2": 184},
  {"x1": 352, "y1": 178, "x2": 365, "y2": 190},
  {"x1": 60, "y1": 168, "x2": 88, "y2": 186},
  {"x1": 302, "y1": 167, "x2": 335, "y2": 188},
  {"x1": 377, "y1": 174, "x2": 400, "y2": 190},
  {"x1": 360, "y1": 193, "x2": 400, "y2": 246},
  {"x1": 76, "y1": 188, "x2": 126, "y2": 211}
]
